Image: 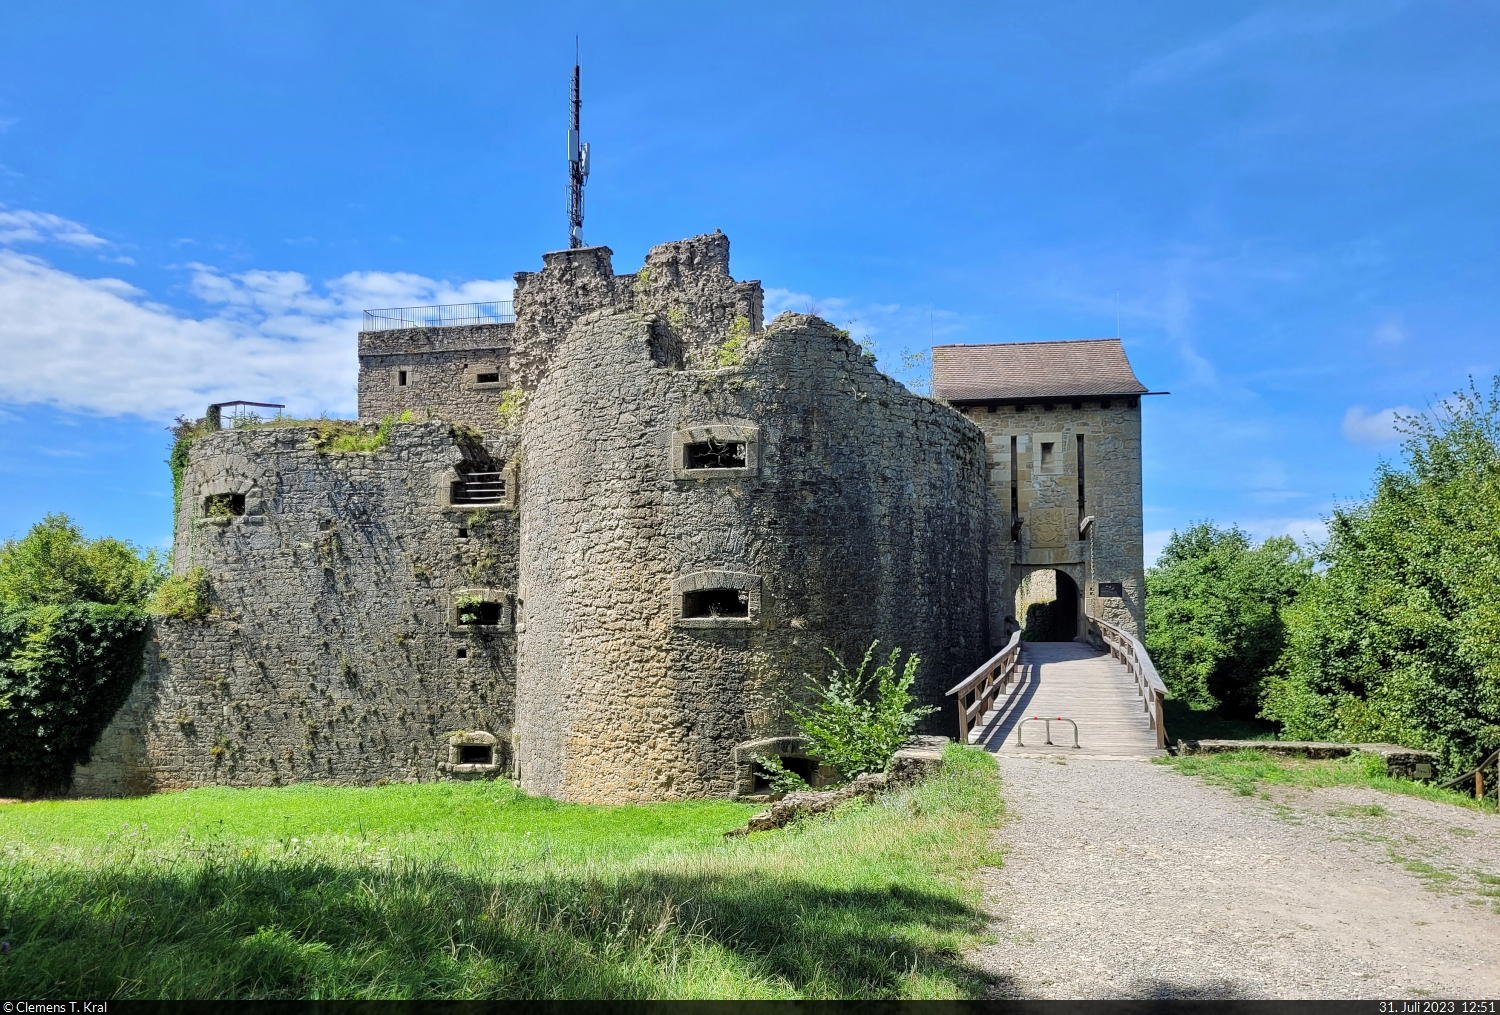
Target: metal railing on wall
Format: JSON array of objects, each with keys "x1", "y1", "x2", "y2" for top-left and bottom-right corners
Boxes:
[{"x1": 362, "y1": 301, "x2": 514, "y2": 332}]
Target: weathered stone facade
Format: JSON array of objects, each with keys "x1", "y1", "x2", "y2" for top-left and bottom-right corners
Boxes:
[
  {"x1": 76, "y1": 229, "x2": 1149, "y2": 802},
  {"x1": 75, "y1": 422, "x2": 519, "y2": 795},
  {"x1": 957, "y1": 400, "x2": 1146, "y2": 639},
  {"x1": 358, "y1": 323, "x2": 514, "y2": 431},
  {"x1": 514, "y1": 309, "x2": 987, "y2": 802}
]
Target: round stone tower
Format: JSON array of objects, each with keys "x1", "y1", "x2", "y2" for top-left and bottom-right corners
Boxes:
[{"x1": 513, "y1": 301, "x2": 988, "y2": 803}]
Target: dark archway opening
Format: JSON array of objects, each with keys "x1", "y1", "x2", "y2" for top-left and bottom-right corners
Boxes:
[{"x1": 1020, "y1": 569, "x2": 1080, "y2": 642}]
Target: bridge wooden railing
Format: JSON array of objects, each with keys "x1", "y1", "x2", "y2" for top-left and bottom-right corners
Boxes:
[
  {"x1": 946, "y1": 631, "x2": 1023, "y2": 744},
  {"x1": 1086, "y1": 614, "x2": 1168, "y2": 749}
]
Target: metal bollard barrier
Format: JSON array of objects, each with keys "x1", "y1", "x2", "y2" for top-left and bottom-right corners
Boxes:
[{"x1": 1015, "y1": 715, "x2": 1081, "y2": 749}]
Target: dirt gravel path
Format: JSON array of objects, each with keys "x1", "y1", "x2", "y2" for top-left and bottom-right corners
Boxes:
[{"x1": 973, "y1": 755, "x2": 1500, "y2": 999}]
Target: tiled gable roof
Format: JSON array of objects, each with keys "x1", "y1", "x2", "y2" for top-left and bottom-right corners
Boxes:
[{"x1": 931, "y1": 338, "x2": 1148, "y2": 402}]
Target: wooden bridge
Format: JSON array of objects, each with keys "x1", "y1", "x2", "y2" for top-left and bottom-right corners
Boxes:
[{"x1": 948, "y1": 616, "x2": 1168, "y2": 759}]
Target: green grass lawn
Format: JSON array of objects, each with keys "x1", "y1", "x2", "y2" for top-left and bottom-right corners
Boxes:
[
  {"x1": 1159, "y1": 748, "x2": 1495, "y2": 812},
  {"x1": 0, "y1": 745, "x2": 1004, "y2": 999}
]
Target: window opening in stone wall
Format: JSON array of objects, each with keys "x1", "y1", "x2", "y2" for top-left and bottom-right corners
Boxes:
[
  {"x1": 456, "y1": 647, "x2": 467, "y2": 659},
  {"x1": 1101, "y1": 399, "x2": 1112, "y2": 409},
  {"x1": 682, "y1": 588, "x2": 749, "y2": 618},
  {"x1": 1077, "y1": 434, "x2": 1086, "y2": 517},
  {"x1": 684, "y1": 438, "x2": 747, "y2": 470},
  {"x1": 204, "y1": 493, "x2": 245, "y2": 518},
  {"x1": 457, "y1": 600, "x2": 502, "y2": 626},
  {"x1": 451, "y1": 469, "x2": 505, "y2": 505},
  {"x1": 1010, "y1": 436, "x2": 1020, "y2": 540},
  {"x1": 1071, "y1": 401, "x2": 1082, "y2": 410},
  {"x1": 458, "y1": 744, "x2": 494, "y2": 765},
  {"x1": 1040, "y1": 442, "x2": 1055, "y2": 469},
  {"x1": 398, "y1": 370, "x2": 408, "y2": 386},
  {"x1": 1043, "y1": 402, "x2": 1055, "y2": 412},
  {"x1": 752, "y1": 754, "x2": 816, "y2": 793},
  {"x1": 476, "y1": 372, "x2": 500, "y2": 384}
]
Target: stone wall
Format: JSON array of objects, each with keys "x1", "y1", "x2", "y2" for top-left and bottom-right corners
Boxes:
[
  {"x1": 357, "y1": 323, "x2": 513, "y2": 432},
  {"x1": 74, "y1": 420, "x2": 519, "y2": 794},
  {"x1": 514, "y1": 307, "x2": 989, "y2": 804},
  {"x1": 959, "y1": 401, "x2": 1145, "y2": 638}
]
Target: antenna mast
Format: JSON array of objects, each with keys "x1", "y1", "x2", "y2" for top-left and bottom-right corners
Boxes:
[{"x1": 567, "y1": 46, "x2": 589, "y2": 249}]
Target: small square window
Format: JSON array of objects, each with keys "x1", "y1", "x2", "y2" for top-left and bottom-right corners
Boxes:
[
  {"x1": 457, "y1": 600, "x2": 501, "y2": 626},
  {"x1": 456, "y1": 647, "x2": 467, "y2": 659},
  {"x1": 1040, "y1": 442, "x2": 1055, "y2": 468},
  {"x1": 398, "y1": 370, "x2": 408, "y2": 386},
  {"x1": 204, "y1": 493, "x2": 245, "y2": 517},
  {"x1": 682, "y1": 588, "x2": 749, "y2": 619},
  {"x1": 458, "y1": 744, "x2": 493, "y2": 765},
  {"x1": 684, "y1": 439, "x2": 746, "y2": 470},
  {"x1": 476, "y1": 372, "x2": 500, "y2": 384}
]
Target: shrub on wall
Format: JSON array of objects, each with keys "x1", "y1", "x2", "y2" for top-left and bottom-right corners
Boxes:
[
  {"x1": 148, "y1": 567, "x2": 211, "y2": 620},
  {"x1": 792, "y1": 642, "x2": 936, "y2": 777}
]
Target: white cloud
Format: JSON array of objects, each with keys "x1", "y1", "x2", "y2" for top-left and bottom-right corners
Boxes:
[
  {"x1": 0, "y1": 246, "x2": 514, "y2": 420},
  {"x1": 0, "y1": 208, "x2": 107, "y2": 248},
  {"x1": 1341, "y1": 404, "x2": 1411, "y2": 445},
  {"x1": 1128, "y1": 1, "x2": 1411, "y2": 88},
  {"x1": 1372, "y1": 318, "x2": 1405, "y2": 346}
]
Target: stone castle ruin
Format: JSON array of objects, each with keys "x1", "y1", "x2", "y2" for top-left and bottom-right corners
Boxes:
[{"x1": 75, "y1": 231, "x2": 1149, "y2": 803}]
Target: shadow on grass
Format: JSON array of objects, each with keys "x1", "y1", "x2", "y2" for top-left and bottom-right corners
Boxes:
[
  {"x1": 0, "y1": 856, "x2": 1011, "y2": 999},
  {"x1": 1162, "y1": 700, "x2": 1278, "y2": 743}
]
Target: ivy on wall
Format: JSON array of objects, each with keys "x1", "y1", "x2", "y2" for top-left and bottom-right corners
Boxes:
[
  {"x1": 0, "y1": 603, "x2": 150, "y2": 795},
  {"x1": 0, "y1": 514, "x2": 163, "y2": 796}
]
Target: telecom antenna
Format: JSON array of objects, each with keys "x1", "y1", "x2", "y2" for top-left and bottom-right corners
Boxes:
[{"x1": 567, "y1": 45, "x2": 590, "y2": 249}]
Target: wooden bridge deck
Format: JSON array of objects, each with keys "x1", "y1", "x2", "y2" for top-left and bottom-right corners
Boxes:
[{"x1": 968, "y1": 641, "x2": 1164, "y2": 758}]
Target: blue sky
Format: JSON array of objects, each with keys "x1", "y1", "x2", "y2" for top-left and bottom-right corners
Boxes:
[{"x1": 1, "y1": 1, "x2": 1496, "y2": 560}]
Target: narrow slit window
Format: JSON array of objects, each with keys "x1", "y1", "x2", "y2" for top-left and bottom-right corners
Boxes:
[
  {"x1": 1040, "y1": 442, "x2": 1055, "y2": 469},
  {"x1": 682, "y1": 588, "x2": 749, "y2": 618},
  {"x1": 1009, "y1": 436, "x2": 1019, "y2": 540},
  {"x1": 204, "y1": 493, "x2": 245, "y2": 518},
  {"x1": 476, "y1": 372, "x2": 500, "y2": 384},
  {"x1": 684, "y1": 439, "x2": 747, "y2": 470},
  {"x1": 457, "y1": 744, "x2": 493, "y2": 765},
  {"x1": 457, "y1": 600, "x2": 502, "y2": 626},
  {"x1": 398, "y1": 370, "x2": 408, "y2": 386},
  {"x1": 451, "y1": 470, "x2": 506, "y2": 505},
  {"x1": 1077, "y1": 434, "x2": 1086, "y2": 516}
]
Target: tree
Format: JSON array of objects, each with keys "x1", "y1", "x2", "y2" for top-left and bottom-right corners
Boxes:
[
  {"x1": 1145, "y1": 523, "x2": 1311, "y2": 717},
  {"x1": 1263, "y1": 378, "x2": 1500, "y2": 774},
  {"x1": 0, "y1": 514, "x2": 163, "y2": 794},
  {"x1": 0, "y1": 514, "x2": 165, "y2": 610}
]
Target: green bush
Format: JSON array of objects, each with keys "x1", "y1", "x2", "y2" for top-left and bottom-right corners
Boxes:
[
  {"x1": 148, "y1": 567, "x2": 211, "y2": 620},
  {"x1": 791, "y1": 642, "x2": 936, "y2": 778},
  {"x1": 0, "y1": 602, "x2": 150, "y2": 795},
  {"x1": 0, "y1": 514, "x2": 165, "y2": 610},
  {"x1": 1263, "y1": 378, "x2": 1500, "y2": 774},
  {"x1": 1144, "y1": 523, "x2": 1310, "y2": 717},
  {"x1": 752, "y1": 754, "x2": 809, "y2": 793}
]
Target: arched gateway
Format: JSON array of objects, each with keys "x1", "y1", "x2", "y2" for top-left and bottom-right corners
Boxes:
[{"x1": 932, "y1": 339, "x2": 1151, "y2": 642}]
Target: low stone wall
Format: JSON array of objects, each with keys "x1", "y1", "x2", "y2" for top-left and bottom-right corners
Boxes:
[
  {"x1": 725, "y1": 736, "x2": 951, "y2": 836},
  {"x1": 1176, "y1": 739, "x2": 1438, "y2": 781}
]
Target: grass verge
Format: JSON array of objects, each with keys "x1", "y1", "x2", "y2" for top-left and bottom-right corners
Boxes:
[
  {"x1": 0, "y1": 745, "x2": 1002, "y2": 999},
  {"x1": 1158, "y1": 749, "x2": 1495, "y2": 812}
]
